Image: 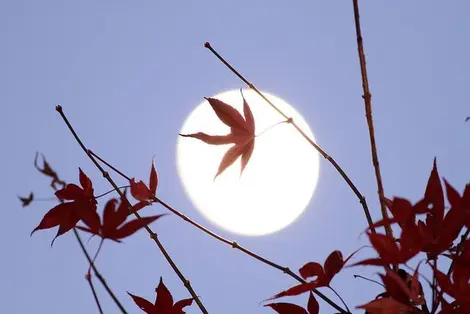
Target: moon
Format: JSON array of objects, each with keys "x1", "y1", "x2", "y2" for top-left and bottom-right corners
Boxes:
[{"x1": 176, "y1": 89, "x2": 320, "y2": 236}]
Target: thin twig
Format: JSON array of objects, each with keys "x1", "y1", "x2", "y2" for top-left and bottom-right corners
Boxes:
[
  {"x1": 203, "y1": 42, "x2": 375, "y2": 235},
  {"x1": 353, "y1": 274, "x2": 385, "y2": 287},
  {"x1": 88, "y1": 151, "x2": 350, "y2": 313},
  {"x1": 351, "y1": 0, "x2": 392, "y2": 239},
  {"x1": 95, "y1": 186, "x2": 130, "y2": 199},
  {"x1": 328, "y1": 287, "x2": 350, "y2": 313},
  {"x1": 74, "y1": 229, "x2": 128, "y2": 314},
  {"x1": 56, "y1": 106, "x2": 209, "y2": 314},
  {"x1": 86, "y1": 273, "x2": 104, "y2": 314}
]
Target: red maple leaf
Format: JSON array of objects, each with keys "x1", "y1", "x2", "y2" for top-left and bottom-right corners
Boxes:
[
  {"x1": 357, "y1": 297, "x2": 412, "y2": 314},
  {"x1": 268, "y1": 250, "x2": 358, "y2": 300},
  {"x1": 129, "y1": 159, "x2": 159, "y2": 211},
  {"x1": 366, "y1": 160, "x2": 465, "y2": 261},
  {"x1": 179, "y1": 89, "x2": 256, "y2": 179},
  {"x1": 435, "y1": 265, "x2": 470, "y2": 311},
  {"x1": 76, "y1": 195, "x2": 165, "y2": 242},
  {"x1": 128, "y1": 277, "x2": 193, "y2": 314},
  {"x1": 34, "y1": 152, "x2": 66, "y2": 190},
  {"x1": 31, "y1": 168, "x2": 99, "y2": 245},
  {"x1": 353, "y1": 227, "x2": 424, "y2": 267},
  {"x1": 264, "y1": 293, "x2": 319, "y2": 314},
  {"x1": 418, "y1": 160, "x2": 465, "y2": 258}
]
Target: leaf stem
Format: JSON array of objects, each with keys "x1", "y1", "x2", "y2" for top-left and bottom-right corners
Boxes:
[
  {"x1": 254, "y1": 119, "x2": 291, "y2": 138},
  {"x1": 353, "y1": 274, "x2": 385, "y2": 287},
  {"x1": 87, "y1": 151, "x2": 349, "y2": 313},
  {"x1": 86, "y1": 273, "x2": 104, "y2": 314},
  {"x1": 74, "y1": 228, "x2": 128, "y2": 314},
  {"x1": 95, "y1": 185, "x2": 130, "y2": 199},
  {"x1": 204, "y1": 42, "x2": 376, "y2": 235},
  {"x1": 351, "y1": 0, "x2": 392, "y2": 240},
  {"x1": 328, "y1": 286, "x2": 350, "y2": 313},
  {"x1": 56, "y1": 106, "x2": 209, "y2": 314}
]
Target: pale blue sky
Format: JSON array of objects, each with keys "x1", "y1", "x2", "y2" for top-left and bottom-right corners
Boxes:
[{"x1": 2, "y1": 1, "x2": 469, "y2": 313}]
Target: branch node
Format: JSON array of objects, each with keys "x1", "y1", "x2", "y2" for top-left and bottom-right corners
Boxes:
[
  {"x1": 231, "y1": 241, "x2": 238, "y2": 248},
  {"x1": 283, "y1": 267, "x2": 290, "y2": 274},
  {"x1": 248, "y1": 82, "x2": 254, "y2": 89},
  {"x1": 360, "y1": 195, "x2": 366, "y2": 205},
  {"x1": 150, "y1": 233, "x2": 158, "y2": 240},
  {"x1": 287, "y1": 117, "x2": 293, "y2": 124},
  {"x1": 103, "y1": 171, "x2": 109, "y2": 178}
]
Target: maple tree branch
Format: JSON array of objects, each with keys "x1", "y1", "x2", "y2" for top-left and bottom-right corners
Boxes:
[
  {"x1": 204, "y1": 42, "x2": 375, "y2": 235},
  {"x1": 56, "y1": 106, "x2": 209, "y2": 314},
  {"x1": 351, "y1": 0, "x2": 392, "y2": 240},
  {"x1": 156, "y1": 199, "x2": 349, "y2": 313},
  {"x1": 73, "y1": 228, "x2": 128, "y2": 314},
  {"x1": 86, "y1": 273, "x2": 104, "y2": 314},
  {"x1": 86, "y1": 151, "x2": 349, "y2": 313}
]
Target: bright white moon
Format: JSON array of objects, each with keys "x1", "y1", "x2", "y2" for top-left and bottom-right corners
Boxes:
[{"x1": 176, "y1": 89, "x2": 320, "y2": 236}]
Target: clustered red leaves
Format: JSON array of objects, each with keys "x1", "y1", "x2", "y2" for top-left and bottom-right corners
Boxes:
[
  {"x1": 264, "y1": 250, "x2": 358, "y2": 313},
  {"x1": 262, "y1": 160, "x2": 470, "y2": 314},
  {"x1": 353, "y1": 160, "x2": 470, "y2": 313},
  {"x1": 31, "y1": 168, "x2": 99, "y2": 245},
  {"x1": 179, "y1": 89, "x2": 256, "y2": 179},
  {"x1": 128, "y1": 277, "x2": 193, "y2": 314},
  {"x1": 76, "y1": 195, "x2": 166, "y2": 242},
  {"x1": 31, "y1": 161, "x2": 164, "y2": 245}
]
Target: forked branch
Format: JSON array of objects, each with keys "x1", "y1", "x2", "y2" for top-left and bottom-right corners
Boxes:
[
  {"x1": 204, "y1": 42, "x2": 376, "y2": 234},
  {"x1": 55, "y1": 106, "x2": 209, "y2": 314},
  {"x1": 88, "y1": 150, "x2": 350, "y2": 314}
]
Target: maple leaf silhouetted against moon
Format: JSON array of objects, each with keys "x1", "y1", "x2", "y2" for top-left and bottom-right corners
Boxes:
[{"x1": 180, "y1": 89, "x2": 256, "y2": 179}]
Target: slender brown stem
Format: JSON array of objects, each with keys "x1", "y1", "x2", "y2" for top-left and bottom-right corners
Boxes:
[
  {"x1": 88, "y1": 151, "x2": 349, "y2": 313},
  {"x1": 204, "y1": 42, "x2": 375, "y2": 234},
  {"x1": 56, "y1": 106, "x2": 209, "y2": 314},
  {"x1": 86, "y1": 273, "x2": 104, "y2": 314},
  {"x1": 351, "y1": 0, "x2": 392, "y2": 240},
  {"x1": 73, "y1": 229, "x2": 128, "y2": 314}
]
